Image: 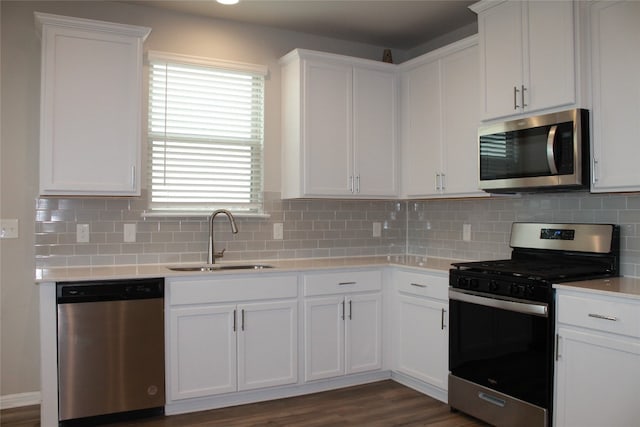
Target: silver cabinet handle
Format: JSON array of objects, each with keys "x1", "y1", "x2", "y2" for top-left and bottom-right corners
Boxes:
[
  {"x1": 441, "y1": 173, "x2": 446, "y2": 190},
  {"x1": 349, "y1": 300, "x2": 352, "y2": 320},
  {"x1": 593, "y1": 159, "x2": 599, "y2": 184},
  {"x1": 349, "y1": 176, "x2": 354, "y2": 193},
  {"x1": 546, "y1": 125, "x2": 559, "y2": 175},
  {"x1": 338, "y1": 281, "x2": 356, "y2": 286},
  {"x1": 410, "y1": 283, "x2": 427, "y2": 288},
  {"x1": 341, "y1": 300, "x2": 345, "y2": 320},
  {"x1": 555, "y1": 334, "x2": 562, "y2": 361},
  {"x1": 521, "y1": 84, "x2": 527, "y2": 108},
  {"x1": 356, "y1": 175, "x2": 360, "y2": 193},
  {"x1": 241, "y1": 309, "x2": 245, "y2": 331},
  {"x1": 588, "y1": 313, "x2": 618, "y2": 321},
  {"x1": 233, "y1": 309, "x2": 237, "y2": 332},
  {"x1": 130, "y1": 166, "x2": 136, "y2": 189},
  {"x1": 441, "y1": 308, "x2": 446, "y2": 330},
  {"x1": 514, "y1": 86, "x2": 520, "y2": 109}
]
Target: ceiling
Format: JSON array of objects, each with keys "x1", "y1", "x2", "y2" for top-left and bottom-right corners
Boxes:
[{"x1": 125, "y1": 0, "x2": 477, "y2": 49}]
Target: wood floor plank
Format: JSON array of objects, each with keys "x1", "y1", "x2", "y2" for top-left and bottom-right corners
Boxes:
[{"x1": 0, "y1": 381, "x2": 487, "y2": 427}]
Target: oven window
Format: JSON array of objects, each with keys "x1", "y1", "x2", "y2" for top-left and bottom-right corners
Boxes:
[{"x1": 449, "y1": 299, "x2": 552, "y2": 409}]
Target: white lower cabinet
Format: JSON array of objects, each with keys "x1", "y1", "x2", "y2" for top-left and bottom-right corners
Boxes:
[
  {"x1": 393, "y1": 269, "x2": 449, "y2": 399},
  {"x1": 554, "y1": 290, "x2": 640, "y2": 427},
  {"x1": 303, "y1": 270, "x2": 383, "y2": 381},
  {"x1": 167, "y1": 275, "x2": 298, "y2": 402}
]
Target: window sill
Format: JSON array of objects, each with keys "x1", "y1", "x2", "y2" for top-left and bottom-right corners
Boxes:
[{"x1": 141, "y1": 210, "x2": 270, "y2": 219}]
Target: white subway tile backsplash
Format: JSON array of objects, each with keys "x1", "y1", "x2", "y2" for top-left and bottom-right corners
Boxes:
[{"x1": 33, "y1": 191, "x2": 640, "y2": 276}]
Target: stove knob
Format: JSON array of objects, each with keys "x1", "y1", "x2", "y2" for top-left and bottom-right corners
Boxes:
[
  {"x1": 525, "y1": 284, "x2": 536, "y2": 298},
  {"x1": 469, "y1": 278, "x2": 480, "y2": 289},
  {"x1": 510, "y1": 283, "x2": 520, "y2": 296},
  {"x1": 489, "y1": 280, "x2": 499, "y2": 292},
  {"x1": 456, "y1": 277, "x2": 468, "y2": 288}
]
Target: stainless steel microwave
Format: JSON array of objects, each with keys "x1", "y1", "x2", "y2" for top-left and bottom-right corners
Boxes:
[{"x1": 478, "y1": 109, "x2": 589, "y2": 193}]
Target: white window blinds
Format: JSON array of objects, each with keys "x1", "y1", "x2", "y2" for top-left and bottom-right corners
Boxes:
[{"x1": 147, "y1": 52, "x2": 266, "y2": 214}]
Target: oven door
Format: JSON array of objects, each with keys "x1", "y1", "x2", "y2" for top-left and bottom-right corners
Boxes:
[{"x1": 448, "y1": 288, "x2": 552, "y2": 410}]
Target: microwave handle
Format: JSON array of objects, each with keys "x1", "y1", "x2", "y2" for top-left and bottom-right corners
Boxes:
[{"x1": 546, "y1": 125, "x2": 559, "y2": 175}]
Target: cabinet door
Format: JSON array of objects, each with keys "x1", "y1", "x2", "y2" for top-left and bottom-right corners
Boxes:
[
  {"x1": 168, "y1": 305, "x2": 236, "y2": 400},
  {"x1": 353, "y1": 67, "x2": 397, "y2": 196},
  {"x1": 396, "y1": 295, "x2": 448, "y2": 389},
  {"x1": 302, "y1": 60, "x2": 353, "y2": 196},
  {"x1": 440, "y1": 43, "x2": 482, "y2": 197},
  {"x1": 555, "y1": 327, "x2": 640, "y2": 427},
  {"x1": 477, "y1": 0, "x2": 524, "y2": 119},
  {"x1": 590, "y1": 1, "x2": 640, "y2": 192},
  {"x1": 526, "y1": 0, "x2": 575, "y2": 112},
  {"x1": 345, "y1": 293, "x2": 382, "y2": 374},
  {"x1": 38, "y1": 17, "x2": 147, "y2": 195},
  {"x1": 400, "y1": 60, "x2": 442, "y2": 197},
  {"x1": 304, "y1": 296, "x2": 345, "y2": 381},
  {"x1": 237, "y1": 300, "x2": 298, "y2": 391}
]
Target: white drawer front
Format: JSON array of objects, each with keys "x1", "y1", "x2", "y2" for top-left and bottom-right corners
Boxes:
[
  {"x1": 558, "y1": 294, "x2": 640, "y2": 338},
  {"x1": 169, "y1": 275, "x2": 298, "y2": 305},
  {"x1": 303, "y1": 270, "x2": 382, "y2": 296},
  {"x1": 395, "y1": 270, "x2": 448, "y2": 300}
]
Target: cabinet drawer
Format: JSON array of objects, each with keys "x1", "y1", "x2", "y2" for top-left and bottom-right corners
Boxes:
[
  {"x1": 303, "y1": 270, "x2": 382, "y2": 296},
  {"x1": 395, "y1": 270, "x2": 448, "y2": 300},
  {"x1": 557, "y1": 294, "x2": 640, "y2": 338},
  {"x1": 169, "y1": 275, "x2": 298, "y2": 306}
]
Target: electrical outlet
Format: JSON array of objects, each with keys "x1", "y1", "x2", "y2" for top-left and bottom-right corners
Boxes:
[
  {"x1": 463, "y1": 223, "x2": 472, "y2": 241},
  {"x1": 0, "y1": 219, "x2": 19, "y2": 239},
  {"x1": 124, "y1": 223, "x2": 136, "y2": 242},
  {"x1": 76, "y1": 224, "x2": 90, "y2": 243},
  {"x1": 273, "y1": 223, "x2": 284, "y2": 240},
  {"x1": 372, "y1": 222, "x2": 382, "y2": 237}
]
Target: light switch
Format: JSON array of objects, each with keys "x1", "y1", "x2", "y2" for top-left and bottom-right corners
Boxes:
[
  {"x1": 273, "y1": 223, "x2": 284, "y2": 240},
  {"x1": 0, "y1": 219, "x2": 19, "y2": 239},
  {"x1": 124, "y1": 223, "x2": 136, "y2": 242},
  {"x1": 463, "y1": 224, "x2": 472, "y2": 241}
]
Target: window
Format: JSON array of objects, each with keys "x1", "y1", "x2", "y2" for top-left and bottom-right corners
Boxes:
[{"x1": 147, "y1": 52, "x2": 266, "y2": 214}]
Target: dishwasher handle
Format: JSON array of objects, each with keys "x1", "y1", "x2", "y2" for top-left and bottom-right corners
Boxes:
[{"x1": 57, "y1": 278, "x2": 164, "y2": 304}]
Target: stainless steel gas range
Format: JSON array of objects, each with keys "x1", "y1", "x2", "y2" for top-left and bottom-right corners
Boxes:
[{"x1": 448, "y1": 223, "x2": 620, "y2": 427}]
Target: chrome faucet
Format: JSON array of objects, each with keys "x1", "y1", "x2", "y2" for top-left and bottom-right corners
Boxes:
[{"x1": 207, "y1": 209, "x2": 238, "y2": 264}]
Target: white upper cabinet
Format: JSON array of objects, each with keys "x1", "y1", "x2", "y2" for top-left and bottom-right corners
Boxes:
[
  {"x1": 35, "y1": 13, "x2": 150, "y2": 196},
  {"x1": 471, "y1": 0, "x2": 578, "y2": 120},
  {"x1": 280, "y1": 49, "x2": 397, "y2": 199},
  {"x1": 400, "y1": 36, "x2": 487, "y2": 198},
  {"x1": 589, "y1": 1, "x2": 640, "y2": 192}
]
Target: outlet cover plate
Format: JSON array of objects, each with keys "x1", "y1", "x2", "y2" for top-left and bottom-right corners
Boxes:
[{"x1": 0, "y1": 219, "x2": 19, "y2": 239}]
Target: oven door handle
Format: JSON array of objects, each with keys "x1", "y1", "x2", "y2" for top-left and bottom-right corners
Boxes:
[{"x1": 449, "y1": 288, "x2": 548, "y2": 317}]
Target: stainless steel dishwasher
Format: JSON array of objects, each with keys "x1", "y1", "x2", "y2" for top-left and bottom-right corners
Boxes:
[{"x1": 56, "y1": 278, "x2": 165, "y2": 424}]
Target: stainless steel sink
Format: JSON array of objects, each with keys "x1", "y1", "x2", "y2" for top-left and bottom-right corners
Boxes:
[{"x1": 167, "y1": 264, "x2": 274, "y2": 272}]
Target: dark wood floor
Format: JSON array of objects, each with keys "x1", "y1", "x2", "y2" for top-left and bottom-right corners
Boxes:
[{"x1": 0, "y1": 380, "x2": 486, "y2": 427}]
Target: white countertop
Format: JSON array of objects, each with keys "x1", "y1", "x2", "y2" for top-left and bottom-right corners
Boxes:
[
  {"x1": 35, "y1": 255, "x2": 458, "y2": 283},
  {"x1": 37, "y1": 257, "x2": 640, "y2": 300},
  {"x1": 554, "y1": 276, "x2": 640, "y2": 300}
]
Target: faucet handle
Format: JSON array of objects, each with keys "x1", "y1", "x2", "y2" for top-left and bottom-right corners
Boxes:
[{"x1": 214, "y1": 248, "x2": 226, "y2": 259}]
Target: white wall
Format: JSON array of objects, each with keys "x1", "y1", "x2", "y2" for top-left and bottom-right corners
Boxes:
[{"x1": 0, "y1": 0, "x2": 404, "y2": 400}]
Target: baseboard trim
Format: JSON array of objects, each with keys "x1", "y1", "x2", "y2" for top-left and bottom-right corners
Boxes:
[
  {"x1": 0, "y1": 391, "x2": 41, "y2": 410},
  {"x1": 391, "y1": 371, "x2": 448, "y2": 404}
]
